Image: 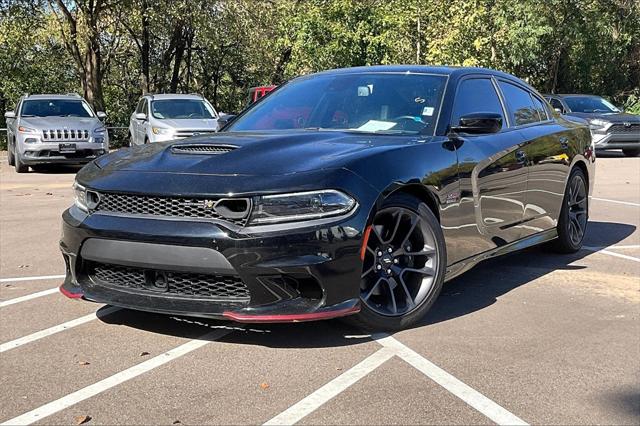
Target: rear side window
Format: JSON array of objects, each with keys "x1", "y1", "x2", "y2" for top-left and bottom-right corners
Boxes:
[
  {"x1": 498, "y1": 81, "x2": 539, "y2": 126},
  {"x1": 531, "y1": 95, "x2": 548, "y2": 121},
  {"x1": 451, "y1": 78, "x2": 505, "y2": 129}
]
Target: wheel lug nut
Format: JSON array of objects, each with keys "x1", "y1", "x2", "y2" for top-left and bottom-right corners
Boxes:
[
  {"x1": 387, "y1": 247, "x2": 393, "y2": 253},
  {"x1": 376, "y1": 264, "x2": 382, "y2": 270},
  {"x1": 393, "y1": 258, "x2": 399, "y2": 264},
  {"x1": 386, "y1": 269, "x2": 392, "y2": 274},
  {"x1": 377, "y1": 251, "x2": 383, "y2": 257}
]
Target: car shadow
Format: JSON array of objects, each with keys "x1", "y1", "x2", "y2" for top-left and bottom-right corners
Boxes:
[
  {"x1": 27, "y1": 165, "x2": 83, "y2": 174},
  {"x1": 97, "y1": 220, "x2": 636, "y2": 347}
]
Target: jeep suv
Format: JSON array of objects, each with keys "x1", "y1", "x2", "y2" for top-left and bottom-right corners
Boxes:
[
  {"x1": 128, "y1": 94, "x2": 219, "y2": 145},
  {"x1": 4, "y1": 94, "x2": 109, "y2": 173}
]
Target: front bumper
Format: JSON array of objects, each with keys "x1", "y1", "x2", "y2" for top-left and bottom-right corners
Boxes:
[
  {"x1": 592, "y1": 132, "x2": 640, "y2": 150},
  {"x1": 18, "y1": 139, "x2": 109, "y2": 165},
  {"x1": 59, "y1": 202, "x2": 371, "y2": 322}
]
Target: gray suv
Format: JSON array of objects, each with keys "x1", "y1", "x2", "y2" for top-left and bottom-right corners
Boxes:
[
  {"x1": 128, "y1": 93, "x2": 219, "y2": 145},
  {"x1": 4, "y1": 94, "x2": 109, "y2": 172}
]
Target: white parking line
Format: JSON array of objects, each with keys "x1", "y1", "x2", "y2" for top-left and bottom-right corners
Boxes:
[
  {"x1": 373, "y1": 334, "x2": 529, "y2": 426},
  {"x1": 263, "y1": 348, "x2": 395, "y2": 425},
  {"x1": 589, "y1": 196, "x2": 640, "y2": 207},
  {"x1": 583, "y1": 246, "x2": 640, "y2": 263},
  {"x1": 266, "y1": 334, "x2": 528, "y2": 426},
  {"x1": 0, "y1": 287, "x2": 58, "y2": 308},
  {"x1": 0, "y1": 306, "x2": 121, "y2": 353},
  {"x1": 1, "y1": 328, "x2": 234, "y2": 425},
  {"x1": 0, "y1": 274, "x2": 65, "y2": 283}
]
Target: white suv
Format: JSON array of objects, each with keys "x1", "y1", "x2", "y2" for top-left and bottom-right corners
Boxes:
[{"x1": 128, "y1": 94, "x2": 220, "y2": 145}]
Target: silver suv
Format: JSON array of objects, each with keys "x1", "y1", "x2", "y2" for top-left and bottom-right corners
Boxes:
[
  {"x1": 128, "y1": 94, "x2": 219, "y2": 145},
  {"x1": 4, "y1": 94, "x2": 109, "y2": 173}
]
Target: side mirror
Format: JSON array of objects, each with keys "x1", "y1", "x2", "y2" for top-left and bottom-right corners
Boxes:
[
  {"x1": 554, "y1": 108, "x2": 562, "y2": 114},
  {"x1": 217, "y1": 114, "x2": 237, "y2": 130},
  {"x1": 450, "y1": 112, "x2": 502, "y2": 135},
  {"x1": 135, "y1": 112, "x2": 147, "y2": 121},
  {"x1": 96, "y1": 111, "x2": 107, "y2": 119},
  {"x1": 4, "y1": 111, "x2": 15, "y2": 119}
]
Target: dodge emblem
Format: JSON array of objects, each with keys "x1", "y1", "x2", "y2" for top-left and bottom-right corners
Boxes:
[{"x1": 623, "y1": 122, "x2": 632, "y2": 128}]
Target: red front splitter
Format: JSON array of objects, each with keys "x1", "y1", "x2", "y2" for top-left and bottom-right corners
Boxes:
[
  {"x1": 59, "y1": 285, "x2": 84, "y2": 299},
  {"x1": 223, "y1": 305, "x2": 360, "y2": 323}
]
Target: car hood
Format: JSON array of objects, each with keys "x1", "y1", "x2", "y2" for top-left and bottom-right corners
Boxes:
[
  {"x1": 147, "y1": 118, "x2": 218, "y2": 131},
  {"x1": 566, "y1": 111, "x2": 640, "y2": 124},
  {"x1": 95, "y1": 130, "x2": 432, "y2": 177},
  {"x1": 21, "y1": 116, "x2": 99, "y2": 129}
]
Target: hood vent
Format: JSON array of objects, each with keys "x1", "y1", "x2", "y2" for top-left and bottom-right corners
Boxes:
[{"x1": 171, "y1": 144, "x2": 237, "y2": 155}]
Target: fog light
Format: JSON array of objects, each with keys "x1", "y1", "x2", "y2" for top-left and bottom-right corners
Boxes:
[
  {"x1": 24, "y1": 138, "x2": 38, "y2": 144},
  {"x1": 94, "y1": 137, "x2": 104, "y2": 144}
]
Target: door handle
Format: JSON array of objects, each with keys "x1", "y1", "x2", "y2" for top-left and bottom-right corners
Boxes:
[
  {"x1": 559, "y1": 136, "x2": 569, "y2": 149},
  {"x1": 516, "y1": 150, "x2": 527, "y2": 164}
]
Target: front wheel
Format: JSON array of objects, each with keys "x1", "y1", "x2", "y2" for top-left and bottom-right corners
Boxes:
[
  {"x1": 7, "y1": 141, "x2": 15, "y2": 166},
  {"x1": 14, "y1": 152, "x2": 28, "y2": 173},
  {"x1": 551, "y1": 168, "x2": 588, "y2": 253},
  {"x1": 348, "y1": 193, "x2": 446, "y2": 331},
  {"x1": 622, "y1": 148, "x2": 640, "y2": 157}
]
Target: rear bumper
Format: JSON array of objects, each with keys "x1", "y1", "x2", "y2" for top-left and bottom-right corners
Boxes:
[{"x1": 59, "y1": 187, "x2": 373, "y2": 322}]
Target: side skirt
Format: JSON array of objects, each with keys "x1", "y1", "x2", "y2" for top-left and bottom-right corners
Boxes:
[{"x1": 444, "y1": 228, "x2": 558, "y2": 282}]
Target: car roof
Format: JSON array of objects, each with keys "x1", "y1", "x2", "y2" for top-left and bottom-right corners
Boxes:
[
  {"x1": 142, "y1": 93, "x2": 205, "y2": 100},
  {"x1": 24, "y1": 94, "x2": 85, "y2": 101},
  {"x1": 311, "y1": 64, "x2": 522, "y2": 80},
  {"x1": 544, "y1": 94, "x2": 603, "y2": 99}
]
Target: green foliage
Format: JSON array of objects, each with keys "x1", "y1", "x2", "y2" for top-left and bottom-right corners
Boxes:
[{"x1": 0, "y1": 0, "x2": 638, "y2": 151}]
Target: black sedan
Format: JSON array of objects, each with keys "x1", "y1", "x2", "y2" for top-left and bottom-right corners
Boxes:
[{"x1": 60, "y1": 66, "x2": 595, "y2": 330}]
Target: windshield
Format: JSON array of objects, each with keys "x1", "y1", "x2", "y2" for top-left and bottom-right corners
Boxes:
[
  {"x1": 228, "y1": 73, "x2": 448, "y2": 135},
  {"x1": 151, "y1": 99, "x2": 216, "y2": 119},
  {"x1": 564, "y1": 96, "x2": 620, "y2": 113},
  {"x1": 21, "y1": 99, "x2": 94, "y2": 118}
]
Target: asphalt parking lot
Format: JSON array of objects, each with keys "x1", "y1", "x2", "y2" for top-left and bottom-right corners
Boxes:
[{"x1": 0, "y1": 152, "x2": 638, "y2": 425}]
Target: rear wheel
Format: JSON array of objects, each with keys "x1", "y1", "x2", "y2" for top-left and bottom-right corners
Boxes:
[
  {"x1": 552, "y1": 168, "x2": 588, "y2": 253},
  {"x1": 622, "y1": 148, "x2": 640, "y2": 157},
  {"x1": 14, "y1": 152, "x2": 28, "y2": 173},
  {"x1": 349, "y1": 193, "x2": 446, "y2": 331}
]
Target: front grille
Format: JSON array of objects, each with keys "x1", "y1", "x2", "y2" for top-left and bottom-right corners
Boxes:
[
  {"x1": 174, "y1": 130, "x2": 217, "y2": 138},
  {"x1": 95, "y1": 192, "x2": 249, "y2": 225},
  {"x1": 42, "y1": 129, "x2": 90, "y2": 141},
  {"x1": 89, "y1": 262, "x2": 250, "y2": 300},
  {"x1": 171, "y1": 144, "x2": 236, "y2": 155},
  {"x1": 608, "y1": 124, "x2": 640, "y2": 135}
]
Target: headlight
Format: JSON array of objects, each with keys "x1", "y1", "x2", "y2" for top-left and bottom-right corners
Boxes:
[
  {"x1": 588, "y1": 119, "x2": 607, "y2": 131},
  {"x1": 18, "y1": 126, "x2": 37, "y2": 133},
  {"x1": 94, "y1": 126, "x2": 106, "y2": 134},
  {"x1": 248, "y1": 190, "x2": 356, "y2": 224},
  {"x1": 73, "y1": 181, "x2": 100, "y2": 212},
  {"x1": 152, "y1": 127, "x2": 172, "y2": 135}
]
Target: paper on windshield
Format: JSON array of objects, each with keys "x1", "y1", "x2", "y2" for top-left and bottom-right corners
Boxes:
[{"x1": 357, "y1": 120, "x2": 396, "y2": 132}]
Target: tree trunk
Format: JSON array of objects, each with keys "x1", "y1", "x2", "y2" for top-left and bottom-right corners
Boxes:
[{"x1": 141, "y1": 0, "x2": 150, "y2": 93}]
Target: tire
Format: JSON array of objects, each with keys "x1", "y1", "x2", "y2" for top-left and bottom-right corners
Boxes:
[
  {"x1": 7, "y1": 141, "x2": 15, "y2": 166},
  {"x1": 551, "y1": 168, "x2": 588, "y2": 253},
  {"x1": 622, "y1": 148, "x2": 640, "y2": 157},
  {"x1": 346, "y1": 192, "x2": 447, "y2": 331},
  {"x1": 14, "y1": 152, "x2": 28, "y2": 173}
]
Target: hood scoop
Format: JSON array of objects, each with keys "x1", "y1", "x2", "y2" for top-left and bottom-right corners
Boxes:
[{"x1": 171, "y1": 144, "x2": 237, "y2": 155}]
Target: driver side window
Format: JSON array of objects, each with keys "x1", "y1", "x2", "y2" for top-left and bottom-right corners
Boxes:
[{"x1": 451, "y1": 78, "x2": 506, "y2": 129}]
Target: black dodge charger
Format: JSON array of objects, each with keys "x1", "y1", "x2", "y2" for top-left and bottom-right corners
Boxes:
[{"x1": 60, "y1": 66, "x2": 595, "y2": 330}]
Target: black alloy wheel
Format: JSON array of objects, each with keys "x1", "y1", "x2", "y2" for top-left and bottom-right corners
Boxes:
[
  {"x1": 552, "y1": 168, "x2": 588, "y2": 253},
  {"x1": 352, "y1": 193, "x2": 446, "y2": 330}
]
